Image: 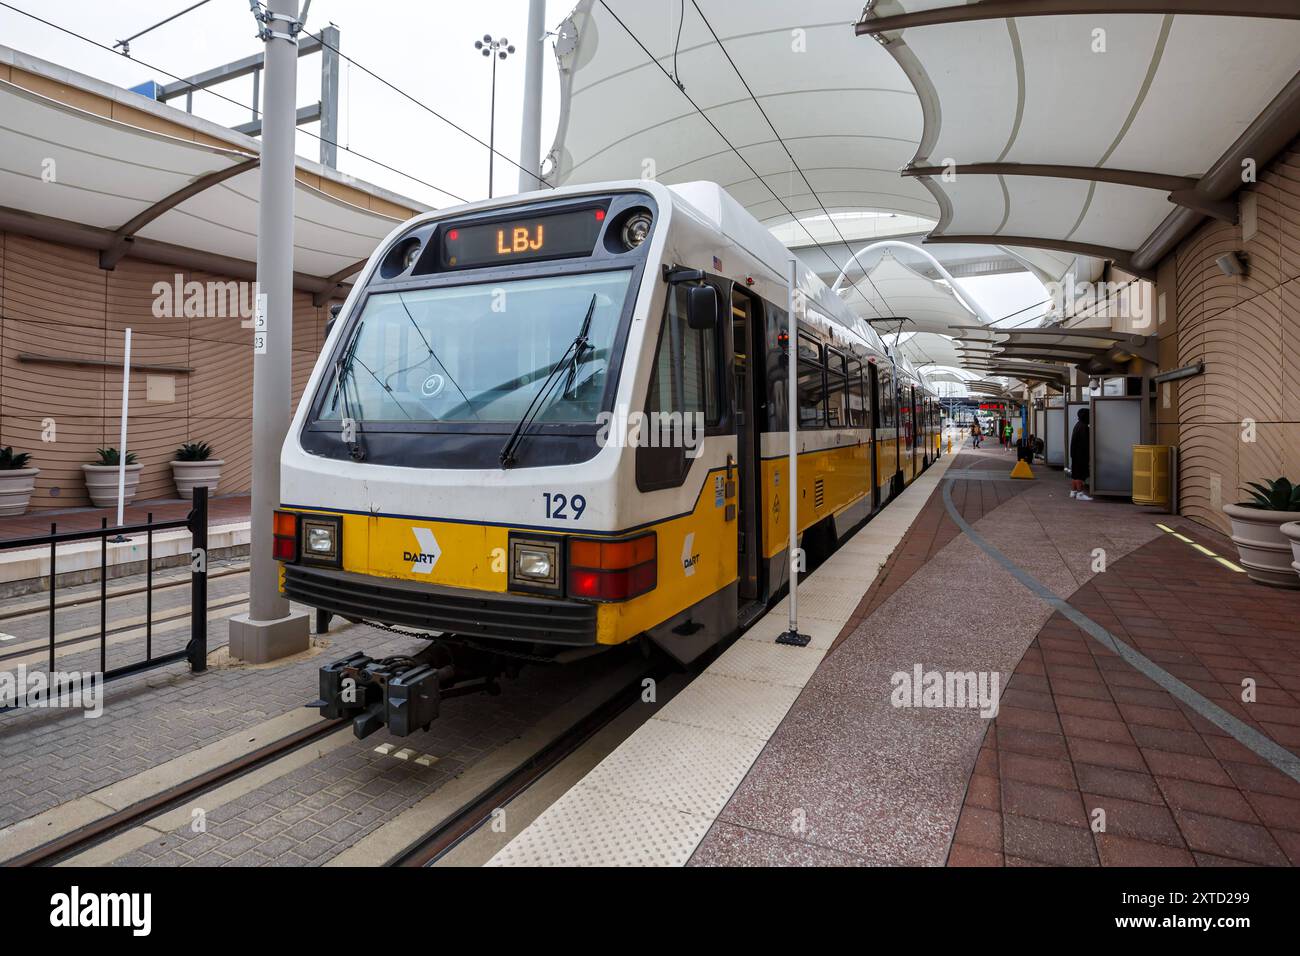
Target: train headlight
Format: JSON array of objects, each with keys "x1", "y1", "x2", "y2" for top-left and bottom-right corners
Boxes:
[
  {"x1": 307, "y1": 526, "x2": 334, "y2": 554},
  {"x1": 299, "y1": 515, "x2": 342, "y2": 566},
  {"x1": 621, "y1": 212, "x2": 653, "y2": 249},
  {"x1": 517, "y1": 547, "x2": 553, "y2": 578},
  {"x1": 508, "y1": 535, "x2": 562, "y2": 594}
]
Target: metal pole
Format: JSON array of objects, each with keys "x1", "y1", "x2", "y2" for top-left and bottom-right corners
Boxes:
[
  {"x1": 230, "y1": 0, "x2": 309, "y2": 661},
  {"x1": 116, "y1": 327, "x2": 131, "y2": 529},
  {"x1": 517, "y1": 0, "x2": 545, "y2": 192},
  {"x1": 189, "y1": 486, "x2": 208, "y2": 673},
  {"x1": 488, "y1": 50, "x2": 498, "y2": 198},
  {"x1": 777, "y1": 257, "x2": 808, "y2": 647},
  {"x1": 318, "y1": 24, "x2": 340, "y2": 168}
]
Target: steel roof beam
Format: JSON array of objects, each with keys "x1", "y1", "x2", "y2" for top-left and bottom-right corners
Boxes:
[
  {"x1": 156, "y1": 34, "x2": 324, "y2": 101},
  {"x1": 925, "y1": 234, "x2": 1155, "y2": 280},
  {"x1": 856, "y1": 1, "x2": 1300, "y2": 35},
  {"x1": 903, "y1": 163, "x2": 1195, "y2": 193}
]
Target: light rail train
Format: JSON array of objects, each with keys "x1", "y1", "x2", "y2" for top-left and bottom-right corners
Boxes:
[{"x1": 279, "y1": 180, "x2": 942, "y2": 737}]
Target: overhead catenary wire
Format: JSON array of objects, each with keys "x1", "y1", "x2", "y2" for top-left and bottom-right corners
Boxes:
[
  {"x1": 595, "y1": 0, "x2": 892, "y2": 328},
  {"x1": 299, "y1": 25, "x2": 554, "y2": 191},
  {"x1": 0, "y1": 0, "x2": 468, "y2": 205},
  {"x1": 114, "y1": 0, "x2": 214, "y2": 55},
  {"x1": 686, "y1": 0, "x2": 898, "y2": 320}
]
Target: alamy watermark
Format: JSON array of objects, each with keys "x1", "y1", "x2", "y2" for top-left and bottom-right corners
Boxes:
[
  {"x1": 1045, "y1": 275, "x2": 1152, "y2": 327},
  {"x1": 152, "y1": 273, "x2": 258, "y2": 324},
  {"x1": 0, "y1": 666, "x2": 103, "y2": 718},
  {"x1": 890, "y1": 664, "x2": 1000, "y2": 718},
  {"x1": 596, "y1": 406, "x2": 706, "y2": 456}
]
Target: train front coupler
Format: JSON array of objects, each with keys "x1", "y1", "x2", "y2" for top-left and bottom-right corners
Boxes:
[{"x1": 309, "y1": 645, "x2": 499, "y2": 740}]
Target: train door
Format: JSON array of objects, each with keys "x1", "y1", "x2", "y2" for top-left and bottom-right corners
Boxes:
[
  {"x1": 868, "y1": 361, "x2": 881, "y2": 510},
  {"x1": 730, "y1": 286, "x2": 763, "y2": 605},
  {"x1": 910, "y1": 388, "x2": 920, "y2": 475}
]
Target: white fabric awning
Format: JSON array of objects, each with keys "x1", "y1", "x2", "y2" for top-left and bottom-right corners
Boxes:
[
  {"x1": 0, "y1": 76, "x2": 416, "y2": 294},
  {"x1": 858, "y1": 3, "x2": 1300, "y2": 277},
  {"x1": 546, "y1": 0, "x2": 937, "y2": 228}
]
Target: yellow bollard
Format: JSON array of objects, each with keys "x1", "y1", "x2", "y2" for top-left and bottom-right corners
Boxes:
[{"x1": 1010, "y1": 459, "x2": 1034, "y2": 480}]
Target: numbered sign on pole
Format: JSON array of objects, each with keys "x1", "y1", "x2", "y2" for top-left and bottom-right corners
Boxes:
[{"x1": 253, "y1": 292, "x2": 269, "y2": 355}]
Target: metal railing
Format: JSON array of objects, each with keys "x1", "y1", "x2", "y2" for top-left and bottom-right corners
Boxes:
[{"x1": 0, "y1": 487, "x2": 208, "y2": 712}]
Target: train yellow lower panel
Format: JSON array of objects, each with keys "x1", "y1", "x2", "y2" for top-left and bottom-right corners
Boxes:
[{"x1": 284, "y1": 437, "x2": 922, "y2": 646}]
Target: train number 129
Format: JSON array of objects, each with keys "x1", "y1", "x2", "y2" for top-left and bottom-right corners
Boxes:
[{"x1": 543, "y1": 492, "x2": 586, "y2": 520}]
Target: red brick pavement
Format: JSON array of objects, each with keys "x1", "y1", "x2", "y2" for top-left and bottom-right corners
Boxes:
[{"x1": 948, "y1": 523, "x2": 1300, "y2": 867}]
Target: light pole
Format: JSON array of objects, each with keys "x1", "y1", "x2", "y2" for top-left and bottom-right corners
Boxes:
[{"x1": 475, "y1": 34, "x2": 516, "y2": 198}]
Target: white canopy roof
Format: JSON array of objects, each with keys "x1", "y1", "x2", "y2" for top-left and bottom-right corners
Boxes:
[
  {"x1": 546, "y1": 0, "x2": 937, "y2": 229},
  {"x1": 0, "y1": 50, "x2": 423, "y2": 300},
  {"x1": 859, "y1": 3, "x2": 1300, "y2": 277}
]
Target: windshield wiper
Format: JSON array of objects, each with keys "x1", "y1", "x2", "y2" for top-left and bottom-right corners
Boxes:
[
  {"x1": 498, "y1": 294, "x2": 597, "y2": 469},
  {"x1": 331, "y1": 321, "x2": 368, "y2": 461}
]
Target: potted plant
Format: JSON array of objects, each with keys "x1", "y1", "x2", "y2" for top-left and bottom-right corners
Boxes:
[
  {"x1": 82, "y1": 448, "x2": 143, "y2": 509},
  {"x1": 0, "y1": 447, "x2": 39, "y2": 516},
  {"x1": 171, "y1": 441, "x2": 223, "y2": 499},
  {"x1": 1282, "y1": 519, "x2": 1300, "y2": 588},
  {"x1": 1223, "y1": 477, "x2": 1300, "y2": 588}
]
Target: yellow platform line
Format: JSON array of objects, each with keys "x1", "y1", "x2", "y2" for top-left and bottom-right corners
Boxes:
[{"x1": 1154, "y1": 523, "x2": 1246, "y2": 573}]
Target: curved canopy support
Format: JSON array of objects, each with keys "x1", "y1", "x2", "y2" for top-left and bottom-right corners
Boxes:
[
  {"x1": 830, "y1": 239, "x2": 997, "y2": 325},
  {"x1": 856, "y1": 1, "x2": 1300, "y2": 35},
  {"x1": 99, "y1": 157, "x2": 260, "y2": 270}
]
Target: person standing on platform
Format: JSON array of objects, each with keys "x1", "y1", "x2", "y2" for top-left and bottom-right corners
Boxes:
[
  {"x1": 1070, "y1": 408, "x2": 1092, "y2": 501},
  {"x1": 1003, "y1": 420, "x2": 1013, "y2": 449}
]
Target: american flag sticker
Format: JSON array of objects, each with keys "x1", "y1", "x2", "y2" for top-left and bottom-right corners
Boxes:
[{"x1": 712, "y1": 256, "x2": 722, "y2": 271}]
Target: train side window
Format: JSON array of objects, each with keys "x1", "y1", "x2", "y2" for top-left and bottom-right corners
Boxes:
[
  {"x1": 646, "y1": 284, "x2": 720, "y2": 426},
  {"x1": 825, "y1": 347, "x2": 848, "y2": 429},
  {"x1": 847, "y1": 359, "x2": 868, "y2": 428},
  {"x1": 878, "y1": 369, "x2": 895, "y2": 427},
  {"x1": 796, "y1": 332, "x2": 825, "y2": 428}
]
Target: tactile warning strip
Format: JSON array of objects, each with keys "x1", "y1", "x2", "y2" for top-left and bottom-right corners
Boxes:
[{"x1": 488, "y1": 453, "x2": 959, "y2": 866}]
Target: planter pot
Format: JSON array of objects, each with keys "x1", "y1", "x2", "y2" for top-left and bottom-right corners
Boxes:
[
  {"x1": 0, "y1": 467, "x2": 39, "y2": 516},
  {"x1": 82, "y1": 463, "x2": 143, "y2": 509},
  {"x1": 1222, "y1": 502, "x2": 1300, "y2": 589},
  {"x1": 1282, "y1": 522, "x2": 1300, "y2": 587},
  {"x1": 171, "y1": 459, "x2": 223, "y2": 500}
]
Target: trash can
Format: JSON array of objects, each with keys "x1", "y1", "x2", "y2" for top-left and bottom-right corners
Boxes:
[{"x1": 1132, "y1": 445, "x2": 1173, "y2": 510}]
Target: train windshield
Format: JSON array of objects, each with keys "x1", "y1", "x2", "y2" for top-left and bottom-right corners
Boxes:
[{"x1": 319, "y1": 270, "x2": 632, "y2": 424}]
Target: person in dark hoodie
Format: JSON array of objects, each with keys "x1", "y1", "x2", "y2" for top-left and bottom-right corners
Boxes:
[{"x1": 1070, "y1": 407, "x2": 1092, "y2": 501}]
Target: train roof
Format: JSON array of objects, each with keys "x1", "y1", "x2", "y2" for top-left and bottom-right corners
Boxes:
[{"x1": 664, "y1": 182, "x2": 892, "y2": 358}]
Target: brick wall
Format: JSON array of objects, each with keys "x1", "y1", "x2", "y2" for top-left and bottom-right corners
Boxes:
[
  {"x1": 0, "y1": 233, "x2": 335, "y2": 508},
  {"x1": 1156, "y1": 141, "x2": 1300, "y2": 534}
]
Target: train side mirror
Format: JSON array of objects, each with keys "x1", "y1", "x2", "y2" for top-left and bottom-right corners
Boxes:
[
  {"x1": 686, "y1": 284, "x2": 718, "y2": 331},
  {"x1": 324, "y1": 304, "x2": 343, "y2": 340}
]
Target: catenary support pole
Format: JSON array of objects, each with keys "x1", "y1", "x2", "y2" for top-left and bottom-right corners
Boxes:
[
  {"x1": 229, "y1": 0, "x2": 310, "y2": 663},
  {"x1": 517, "y1": 0, "x2": 546, "y2": 193},
  {"x1": 777, "y1": 257, "x2": 809, "y2": 647}
]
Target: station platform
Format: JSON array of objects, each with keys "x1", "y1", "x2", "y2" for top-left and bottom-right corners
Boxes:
[
  {"x1": 492, "y1": 442, "x2": 1300, "y2": 867},
  {"x1": 0, "y1": 496, "x2": 252, "y2": 542},
  {"x1": 0, "y1": 496, "x2": 251, "y2": 598}
]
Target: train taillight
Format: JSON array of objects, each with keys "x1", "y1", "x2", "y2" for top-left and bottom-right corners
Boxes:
[
  {"x1": 567, "y1": 533, "x2": 657, "y2": 601},
  {"x1": 273, "y1": 510, "x2": 298, "y2": 562}
]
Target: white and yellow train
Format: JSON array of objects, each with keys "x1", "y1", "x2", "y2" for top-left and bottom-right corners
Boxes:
[{"x1": 278, "y1": 180, "x2": 942, "y2": 737}]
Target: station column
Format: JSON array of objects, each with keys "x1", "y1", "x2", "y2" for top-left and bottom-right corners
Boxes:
[{"x1": 229, "y1": 0, "x2": 310, "y2": 663}]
